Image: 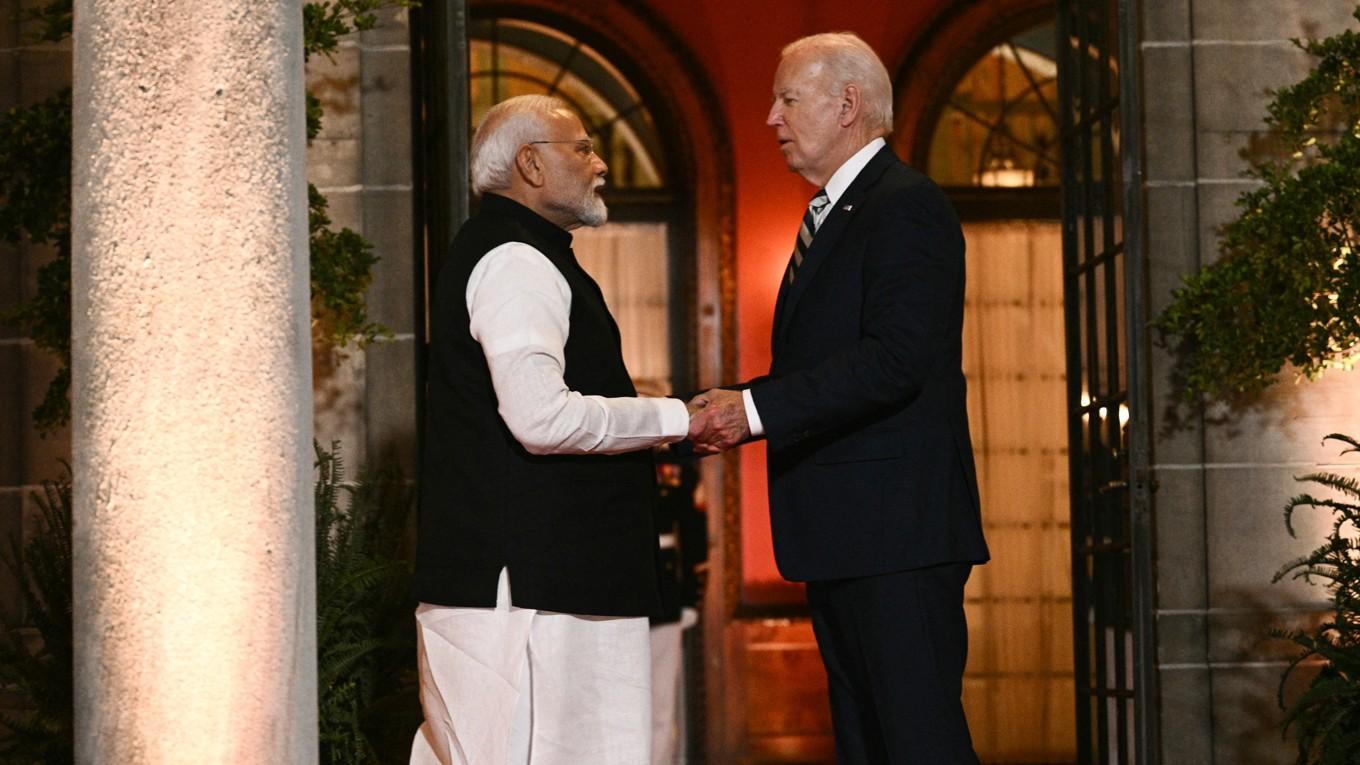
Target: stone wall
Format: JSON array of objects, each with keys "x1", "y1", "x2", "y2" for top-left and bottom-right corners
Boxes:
[
  {"x1": 0, "y1": 0, "x2": 73, "y2": 637},
  {"x1": 1141, "y1": 1, "x2": 1360, "y2": 762},
  {"x1": 308, "y1": 4, "x2": 417, "y2": 476}
]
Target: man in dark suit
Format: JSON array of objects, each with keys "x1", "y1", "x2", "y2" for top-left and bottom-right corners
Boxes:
[{"x1": 688, "y1": 32, "x2": 989, "y2": 764}]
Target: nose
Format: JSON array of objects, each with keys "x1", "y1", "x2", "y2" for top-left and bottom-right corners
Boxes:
[
  {"x1": 766, "y1": 102, "x2": 782, "y2": 127},
  {"x1": 592, "y1": 152, "x2": 608, "y2": 177}
]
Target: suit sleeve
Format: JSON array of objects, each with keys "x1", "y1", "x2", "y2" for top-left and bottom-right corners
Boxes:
[{"x1": 748, "y1": 181, "x2": 963, "y2": 444}]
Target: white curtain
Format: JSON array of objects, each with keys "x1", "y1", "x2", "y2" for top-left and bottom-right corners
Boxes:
[
  {"x1": 572, "y1": 222, "x2": 672, "y2": 396},
  {"x1": 960, "y1": 220, "x2": 1076, "y2": 762}
]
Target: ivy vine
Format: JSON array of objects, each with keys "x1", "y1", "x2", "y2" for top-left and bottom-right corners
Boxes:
[
  {"x1": 1153, "y1": 8, "x2": 1360, "y2": 402},
  {"x1": 0, "y1": 0, "x2": 399, "y2": 434}
]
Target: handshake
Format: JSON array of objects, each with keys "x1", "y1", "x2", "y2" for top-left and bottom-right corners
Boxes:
[{"x1": 683, "y1": 388, "x2": 750, "y2": 454}]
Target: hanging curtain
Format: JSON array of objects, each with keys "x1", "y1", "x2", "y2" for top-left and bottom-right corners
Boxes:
[
  {"x1": 960, "y1": 220, "x2": 1076, "y2": 763},
  {"x1": 572, "y1": 222, "x2": 672, "y2": 395}
]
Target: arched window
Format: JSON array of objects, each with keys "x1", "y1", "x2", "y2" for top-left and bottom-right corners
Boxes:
[
  {"x1": 467, "y1": 16, "x2": 685, "y2": 395},
  {"x1": 469, "y1": 18, "x2": 667, "y2": 190},
  {"x1": 925, "y1": 23, "x2": 1059, "y2": 189}
]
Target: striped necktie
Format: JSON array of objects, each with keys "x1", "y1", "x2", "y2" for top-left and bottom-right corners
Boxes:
[{"x1": 785, "y1": 189, "x2": 830, "y2": 285}]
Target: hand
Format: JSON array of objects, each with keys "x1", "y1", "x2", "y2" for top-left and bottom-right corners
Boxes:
[{"x1": 687, "y1": 388, "x2": 750, "y2": 454}]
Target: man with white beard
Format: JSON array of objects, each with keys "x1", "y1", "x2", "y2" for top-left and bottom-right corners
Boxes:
[{"x1": 410, "y1": 95, "x2": 700, "y2": 764}]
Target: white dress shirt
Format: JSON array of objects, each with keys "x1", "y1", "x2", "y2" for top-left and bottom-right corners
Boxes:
[
  {"x1": 466, "y1": 241, "x2": 689, "y2": 454},
  {"x1": 742, "y1": 136, "x2": 889, "y2": 436}
]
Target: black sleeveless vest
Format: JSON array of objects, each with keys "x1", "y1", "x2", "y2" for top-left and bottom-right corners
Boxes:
[{"x1": 412, "y1": 193, "x2": 661, "y2": 617}]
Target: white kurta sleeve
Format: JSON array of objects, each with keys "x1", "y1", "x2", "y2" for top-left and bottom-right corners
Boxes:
[{"x1": 466, "y1": 241, "x2": 689, "y2": 456}]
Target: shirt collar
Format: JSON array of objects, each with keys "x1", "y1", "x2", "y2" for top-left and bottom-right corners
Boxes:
[
  {"x1": 823, "y1": 137, "x2": 887, "y2": 207},
  {"x1": 479, "y1": 192, "x2": 574, "y2": 250}
]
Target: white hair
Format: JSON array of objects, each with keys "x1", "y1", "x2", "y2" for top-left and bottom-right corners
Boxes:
[
  {"x1": 782, "y1": 32, "x2": 894, "y2": 136},
  {"x1": 470, "y1": 94, "x2": 570, "y2": 195}
]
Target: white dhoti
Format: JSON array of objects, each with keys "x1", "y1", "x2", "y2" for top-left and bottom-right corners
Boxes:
[{"x1": 410, "y1": 569, "x2": 652, "y2": 765}]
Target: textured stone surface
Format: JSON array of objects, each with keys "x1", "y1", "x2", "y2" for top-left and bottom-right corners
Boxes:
[
  {"x1": 362, "y1": 188, "x2": 415, "y2": 333},
  {"x1": 1205, "y1": 466, "x2": 1352, "y2": 610},
  {"x1": 1192, "y1": 44, "x2": 1315, "y2": 134},
  {"x1": 0, "y1": 344, "x2": 20, "y2": 485},
  {"x1": 1141, "y1": 0, "x2": 1190, "y2": 42},
  {"x1": 18, "y1": 341, "x2": 69, "y2": 485},
  {"x1": 1192, "y1": 0, "x2": 1360, "y2": 42},
  {"x1": 1151, "y1": 468, "x2": 1206, "y2": 611},
  {"x1": 70, "y1": 1, "x2": 316, "y2": 760},
  {"x1": 360, "y1": 47, "x2": 413, "y2": 187},
  {"x1": 1156, "y1": 666, "x2": 1213, "y2": 764},
  {"x1": 1210, "y1": 664, "x2": 1301, "y2": 764},
  {"x1": 364, "y1": 338, "x2": 417, "y2": 477},
  {"x1": 1140, "y1": 46, "x2": 1195, "y2": 183}
]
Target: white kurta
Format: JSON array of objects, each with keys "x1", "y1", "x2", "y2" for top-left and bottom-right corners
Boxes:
[{"x1": 411, "y1": 239, "x2": 688, "y2": 765}]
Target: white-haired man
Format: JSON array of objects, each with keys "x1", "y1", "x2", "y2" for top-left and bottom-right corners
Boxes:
[
  {"x1": 410, "y1": 95, "x2": 697, "y2": 764},
  {"x1": 690, "y1": 33, "x2": 989, "y2": 763}
]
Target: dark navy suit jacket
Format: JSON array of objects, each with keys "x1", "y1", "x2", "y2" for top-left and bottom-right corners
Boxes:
[{"x1": 749, "y1": 146, "x2": 990, "y2": 582}]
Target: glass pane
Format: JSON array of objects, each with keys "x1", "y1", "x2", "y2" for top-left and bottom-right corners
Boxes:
[
  {"x1": 927, "y1": 22, "x2": 1060, "y2": 187},
  {"x1": 468, "y1": 20, "x2": 667, "y2": 189}
]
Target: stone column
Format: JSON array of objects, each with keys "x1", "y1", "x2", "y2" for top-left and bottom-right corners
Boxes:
[{"x1": 70, "y1": 1, "x2": 316, "y2": 762}]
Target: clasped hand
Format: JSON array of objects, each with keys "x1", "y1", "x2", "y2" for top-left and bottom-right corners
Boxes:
[{"x1": 685, "y1": 388, "x2": 749, "y2": 454}]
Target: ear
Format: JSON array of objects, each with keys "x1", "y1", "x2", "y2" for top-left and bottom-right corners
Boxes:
[
  {"x1": 838, "y1": 83, "x2": 863, "y2": 128},
  {"x1": 514, "y1": 144, "x2": 546, "y2": 188}
]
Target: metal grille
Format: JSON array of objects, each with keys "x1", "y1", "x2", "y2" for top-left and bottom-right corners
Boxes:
[{"x1": 1056, "y1": 0, "x2": 1157, "y2": 762}]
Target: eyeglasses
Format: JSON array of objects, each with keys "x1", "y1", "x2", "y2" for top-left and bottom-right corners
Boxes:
[{"x1": 528, "y1": 138, "x2": 596, "y2": 158}]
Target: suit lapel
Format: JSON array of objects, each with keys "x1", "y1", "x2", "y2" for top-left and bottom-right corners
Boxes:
[{"x1": 772, "y1": 146, "x2": 897, "y2": 353}]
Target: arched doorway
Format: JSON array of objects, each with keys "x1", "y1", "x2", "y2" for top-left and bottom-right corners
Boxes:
[
  {"x1": 897, "y1": 9, "x2": 1077, "y2": 764},
  {"x1": 454, "y1": 2, "x2": 741, "y2": 761}
]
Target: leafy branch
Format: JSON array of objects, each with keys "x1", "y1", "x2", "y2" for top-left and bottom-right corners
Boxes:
[
  {"x1": 1154, "y1": 8, "x2": 1360, "y2": 402},
  {"x1": 0, "y1": 0, "x2": 403, "y2": 433}
]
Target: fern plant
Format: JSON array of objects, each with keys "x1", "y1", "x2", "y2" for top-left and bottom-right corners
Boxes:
[
  {"x1": 1273, "y1": 433, "x2": 1360, "y2": 764},
  {"x1": 313, "y1": 442, "x2": 415, "y2": 764},
  {"x1": 0, "y1": 473, "x2": 73, "y2": 765}
]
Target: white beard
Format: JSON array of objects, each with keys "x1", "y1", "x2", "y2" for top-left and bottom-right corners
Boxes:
[{"x1": 576, "y1": 187, "x2": 608, "y2": 227}]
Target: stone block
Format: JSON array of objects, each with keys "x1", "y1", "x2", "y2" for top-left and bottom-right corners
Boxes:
[
  {"x1": 362, "y1": 188, "x2": 415, "y2": 334},
  {"x1": 16, "y1": 46, "x2": 68, "y2": 104},
  {"x1": 1151, "y1": 467, "x2": 1207, "y2": 611},
  {"x1": 1142, "y1": 0, "x2": 1190, "y2": 42},
  {"x1": 0, "y1": 244, "x2": 21, "y2": 341},
  {"x1": 1209, "y1": 663, "x2": 1301, "y2": 764},
  {"x1": 19, "y1": 341, "x2": 69, "y2": 484},
  {"x1": 359, "y1": 4, "x2": 410, "y2": 48},
  {"x1": 1205, "y1": 465, "x2": 1353, "y2": 609},
  {"x1": 1156, "y1": 610, "x2": 1206, "y2": 665},
  {"x1": 1196, "y1": 128, "x2": 1291, "y2": 183},
  {"x1": 1144, "y1": 184, "x2": 1204, "y2": 461},
  {"x1": 1192, "y1": 0, "x2": 1360, "y2": 42},
  {"x1": 1192, "y1": 43, "x2": 1314, "y2": 134},
  {"x1": 307, "y1": 136, "x2": 363, "y2": 190},
  {"x1": 1141, "y1": 45, "x2": 1195, "y2": 183},
  {"x1": 0, "y1": 50, "x2": 16, "y2": 112},
  {"x1": 360, "y1": 47, "x2": 412, "y2": 187},
  {"x1": 1207, "y1": 606, "x2": 1327, "y2": 664},
  {"x1": 307, "y1": 44, "x2": 361, "y2": 141},
  {"x1": 313, "y1": 343, "x2": 367, "y2": 468},
  {"x1": 1203, "y1": 370, "x2": 1360, "y2": 465},
  {"x1": 317, "y1": 187, "x2": 363, "y2": 236},
  {"x1": 1156, "y1": 666, "x2": 1213, "y2": 765},
  {"x1": 1194, "y1": 181, "x2": 1252, "y2": 269},
  {"x1": 0, "y1": 344, "x2": 22, "y2": 485},
  {"x1": 363, "y1": 337, "x2": 417, "y2": 477},
  {"x1": 1, "y1": 0, "x2": 17, "y2": 49}
]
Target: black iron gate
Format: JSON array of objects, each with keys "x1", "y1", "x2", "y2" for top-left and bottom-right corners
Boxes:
[{"x1": 1056, "y1": 0, "x2": 1158, "y2": 762}]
